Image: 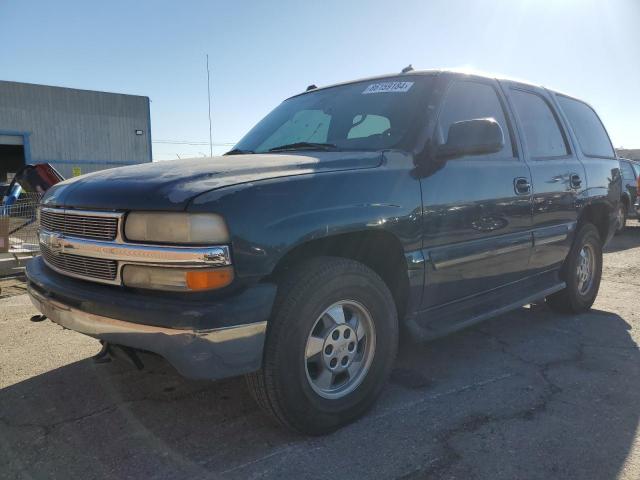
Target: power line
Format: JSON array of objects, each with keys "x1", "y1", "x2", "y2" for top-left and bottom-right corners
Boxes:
[{"x1": 152, "y1": 139, "x2": 235, "y2": 146}]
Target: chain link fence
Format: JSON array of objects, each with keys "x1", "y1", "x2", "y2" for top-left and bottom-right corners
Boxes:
[{"x1": 0, "y1": 192, "x2": 41, "y2": 255}]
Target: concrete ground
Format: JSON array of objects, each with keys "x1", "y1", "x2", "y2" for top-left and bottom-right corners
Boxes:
[
  {"x1": 0, "y1": 253, "x2": 32, "y2": 277},
  {"x1": 1, "y1": 226, "x2": 639, "y2": 480}
]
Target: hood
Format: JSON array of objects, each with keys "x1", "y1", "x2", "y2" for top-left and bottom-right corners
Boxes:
[{"x1": 42, "y1": 151, "x2": 383, "y2": 211}]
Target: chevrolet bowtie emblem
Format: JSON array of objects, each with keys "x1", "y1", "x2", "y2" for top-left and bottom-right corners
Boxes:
[{"x1": 40, "y1": 231, "x2": 65, "y2": 255}]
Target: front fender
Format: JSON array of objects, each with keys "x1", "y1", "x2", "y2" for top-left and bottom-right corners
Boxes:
[{"x1": 188, "y1": 152, "x2": 422, "y2": 282}]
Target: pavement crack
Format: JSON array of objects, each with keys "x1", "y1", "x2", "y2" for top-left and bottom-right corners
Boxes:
[
  {"x1": 414, "y1": 329, "x2": 592, "y2": 477},
  {"x1": 0, "y1": 405, "x2": 118, "y2": 437}
]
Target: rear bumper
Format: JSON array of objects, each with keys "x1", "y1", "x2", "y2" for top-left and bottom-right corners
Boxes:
[{"x1": 26, "y1": 257, "x2": 276, "y2": 380}]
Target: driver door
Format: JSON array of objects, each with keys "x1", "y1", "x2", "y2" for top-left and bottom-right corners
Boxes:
[{"x1": 420, "y1": 78, "x2": 533, "y2": 309}]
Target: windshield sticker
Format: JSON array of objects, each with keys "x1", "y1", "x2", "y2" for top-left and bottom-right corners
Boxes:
[{"x1": 362, "y1": 81, "x2": 414, "y2": 94}]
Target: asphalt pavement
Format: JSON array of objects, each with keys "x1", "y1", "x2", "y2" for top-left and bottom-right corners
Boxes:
[{"x1": 1, "y1": 225, "x2": 639, "y2": 479}]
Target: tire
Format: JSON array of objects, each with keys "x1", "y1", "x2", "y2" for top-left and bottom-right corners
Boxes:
[
  {"x1": 614, "y1": 202, "x2": 627, "y2": 235},
  {"x1": 546, "y1": 223, "x2": 602, "y2": 313},
  {"x1": 246, "y1": 256, "x2": 398, "y2": 435}
]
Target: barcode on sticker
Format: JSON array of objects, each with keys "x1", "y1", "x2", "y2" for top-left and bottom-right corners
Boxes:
[{"x1": 362, "y1": 81, "x2": 414, "y2": 94}]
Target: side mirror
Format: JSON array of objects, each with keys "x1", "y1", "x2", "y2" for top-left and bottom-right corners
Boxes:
[{"x1": 436, "y1": 118, "x2": 504, "y2": 160}]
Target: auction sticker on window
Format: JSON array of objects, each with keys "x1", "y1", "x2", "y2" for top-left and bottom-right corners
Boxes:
[{"x1": 362, "y1": 81, "x2": 414, "y2": 94}]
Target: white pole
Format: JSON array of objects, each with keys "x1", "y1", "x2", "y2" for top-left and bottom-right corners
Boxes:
[{"x1": 206, "y1": 54, "x2": 213, "y2": 157}]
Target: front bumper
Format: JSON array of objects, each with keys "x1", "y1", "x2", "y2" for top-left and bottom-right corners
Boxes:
[{"x1": 26, "y1": 257, "x2": 276, "y2": 380}]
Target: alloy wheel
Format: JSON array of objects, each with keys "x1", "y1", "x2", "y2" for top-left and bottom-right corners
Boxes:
[
  {"x1": 576, "y1": 244, "x2": 595, "y2": 295},
  {"x1": 304, "y1": 300, "x2": 376, "y2": 399}
]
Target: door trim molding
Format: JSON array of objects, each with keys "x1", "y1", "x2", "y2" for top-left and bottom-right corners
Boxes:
[
  {"x1": 426, "y1": 230, "x2": 532, "y2": 271},
  {"x1": 425, "y1": 221, "x2": 576, "y2": 271}
]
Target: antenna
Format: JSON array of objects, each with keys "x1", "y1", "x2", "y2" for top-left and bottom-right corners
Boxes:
[{"x1": 206, "y1": 54, "x2": 213, "y2": 157}]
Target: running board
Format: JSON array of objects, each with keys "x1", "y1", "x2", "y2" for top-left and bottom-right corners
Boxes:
[{"x1": 406, "y1": 272, "x2": 566, "y2": 342}]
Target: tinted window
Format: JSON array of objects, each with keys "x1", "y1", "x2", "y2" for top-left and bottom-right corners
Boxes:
[
  {"x1": 510, "y1": 90, "x2": 568, "y2": 158},
  {"x1": 620, "y1": 161, "x2": 636, "y2": 180},
  {"x1": 436, "y1": 81, "x2": 513, "y2": 156},
  {"x1": 633, "y1": 163, "x2": 640, "y2": 177},
  {"x1": 557, "y1": 96, "x2": 614, "y2": 158}
]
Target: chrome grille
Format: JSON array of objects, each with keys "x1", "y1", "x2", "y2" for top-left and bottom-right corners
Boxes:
[
  {"x1": 40, "y1": 209, "x2": 119, "y2": 241},
  {"x1": 41, "y1": 244, "x2": 118, "y2": 281}
]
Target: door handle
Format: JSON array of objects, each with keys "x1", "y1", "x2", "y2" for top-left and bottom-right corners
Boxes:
[
  {"x1": 514, "y1": 177, "x2": 531, "y2": 195},
  {"x1": 570, "y1": 174, "x2": 582, "y2": 190}
]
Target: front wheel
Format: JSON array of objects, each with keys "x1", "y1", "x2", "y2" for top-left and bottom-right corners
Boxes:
[
  {"x1": 246, "y1": 257, "x2": 398, "y2": 435},
  {"x1": 546, "y1": 223, "x2": 602, "y2": 313}
]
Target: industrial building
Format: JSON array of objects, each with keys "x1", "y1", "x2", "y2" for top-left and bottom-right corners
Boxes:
[
  {"x1": 617, "y1": 149, "x2": 640, "y2": 161},
  {"x1": 0, "y1": 80, "x2": 151, "y2": 182}
]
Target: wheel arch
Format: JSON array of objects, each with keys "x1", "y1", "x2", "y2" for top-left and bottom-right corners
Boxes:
[
  {"x1": 621, "y1": 192, "x2": 631, "y2": 209},
  {"x1": 268, "y1": 230, "x2": 411, "y2": 320},
  {"x1": 577, "y1": 201, "x2": 612, "y2": 242}
]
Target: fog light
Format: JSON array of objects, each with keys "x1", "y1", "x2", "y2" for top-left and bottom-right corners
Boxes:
[{"x1": 122, "y1": 265, "x2": 234, "y2": 291}]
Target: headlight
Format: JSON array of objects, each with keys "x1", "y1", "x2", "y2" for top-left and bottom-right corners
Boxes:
[
  {"x1": 125, "y1": 212, "x2": 230, "y2": 244},
  {"x1": 122, "y1": 265, "x2": 234, "y2": 291}
]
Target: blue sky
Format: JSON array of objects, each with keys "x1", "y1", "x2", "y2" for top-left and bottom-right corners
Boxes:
[{"x1": 1, "y1": 0, "x2": 639, "y2": 160}]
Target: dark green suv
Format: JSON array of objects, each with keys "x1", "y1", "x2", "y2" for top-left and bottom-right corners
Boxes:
[{"x1": 27, "y1": 70, "x2": 622, "y2": 434}]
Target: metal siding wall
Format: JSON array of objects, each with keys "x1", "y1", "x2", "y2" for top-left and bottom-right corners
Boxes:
[{"x1": 0, "y1": 81, "x2": 151, "y2": 177}]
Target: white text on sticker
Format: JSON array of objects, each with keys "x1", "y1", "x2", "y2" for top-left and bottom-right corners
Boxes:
[{"x1": 362, "y1": 82, "x2": 414, "y2": 94}]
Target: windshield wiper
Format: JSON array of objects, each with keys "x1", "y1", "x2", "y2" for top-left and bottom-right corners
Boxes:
[
  {"x1": 225, "y1": 148, "x2": 254, "y2": 155},
  {"x1": 268, "y1": 142, "x2": 337, "y2": 152}
]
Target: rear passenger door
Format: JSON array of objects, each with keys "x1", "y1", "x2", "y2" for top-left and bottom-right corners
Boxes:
[
  {"x1": 503, "y1": 84, "x2": 585, "y2": 271},
  {"x1": 420, "y1": 78, "x2": 533, "y2": 308},
  {"x1": 553, "y1": 94, "x2": 620, "y2": 242}
]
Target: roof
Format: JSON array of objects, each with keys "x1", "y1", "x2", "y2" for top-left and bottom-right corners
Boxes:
[
  {"x1": 0, "y1": 79, "x2": 149, "y2": 101},
  {"x1": 289, "y1": 68, "x2": 549, "y2": 99}
]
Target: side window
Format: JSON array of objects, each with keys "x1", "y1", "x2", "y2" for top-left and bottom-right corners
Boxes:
[
  {"x1": 633, "y1": 163, "x2": 640, "y2": 178},
  {"x1": 510, "y1": 89, "x2": 569, "y2": 158},
  {"x1": 257, "y1": 109, "x2": 330, "y2": 151},
  {"x1": 620, "y1": 161, "x2": 636, "y2": 180},
  {"x1": 556, "y1": 96, "x2": 615, "y2": 158},
  {"x1": 436, "y1": 81, "x2": 513, "y2": 156},
  {"x1": 347, "y1": 114, "x2": 391, "y2": 139}
]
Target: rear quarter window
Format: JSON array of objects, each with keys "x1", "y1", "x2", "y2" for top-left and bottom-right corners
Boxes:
[{"x1": 556, "y1": 96, "x2": 615, "y2": 158}]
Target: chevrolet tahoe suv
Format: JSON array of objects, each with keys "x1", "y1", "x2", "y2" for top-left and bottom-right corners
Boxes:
[{"x1": 27, "y1": 70, "x2": 621, "y2": 435}]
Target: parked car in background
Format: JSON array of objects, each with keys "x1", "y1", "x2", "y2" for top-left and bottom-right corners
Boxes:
[
  {"x1": 616, "y1": 158, "x2": 640, "y2": 233},
  {"x1": 26, "y1": 70, "x2": 621, "y2": 434}
]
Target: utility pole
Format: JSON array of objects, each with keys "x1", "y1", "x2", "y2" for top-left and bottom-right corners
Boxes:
[{"x1": 206, "y1": 54, "x2": 213, "y2": 157}]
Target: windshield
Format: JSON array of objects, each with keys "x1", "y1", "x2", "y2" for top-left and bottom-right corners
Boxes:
[{"x1": 232, "y1": 75, "x2": 434, "y2": 154}]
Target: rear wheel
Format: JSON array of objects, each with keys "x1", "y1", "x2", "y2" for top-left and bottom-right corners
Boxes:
[
  {"x1": 246, "y1": 257, "x2": 398, "y2": 435},
  {"x1": 546, "y1": 223, "x2": 602, "y2": 313},
  {"x1": 615, "y1": 202, "x2": 627, "y2": 235}
]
